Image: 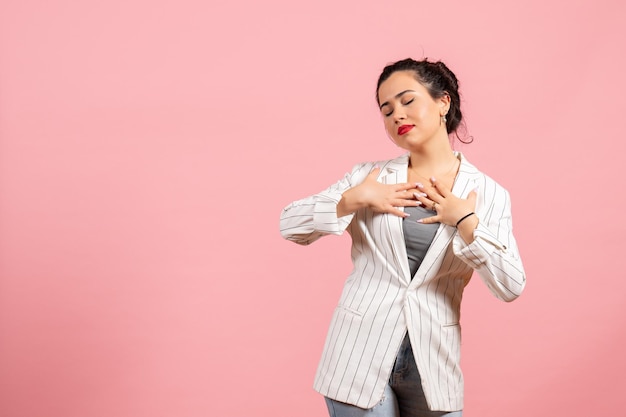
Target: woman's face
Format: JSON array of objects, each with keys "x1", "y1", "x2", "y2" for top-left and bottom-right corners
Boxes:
[{"x1": 377, "y1": 71, "x2": 449, "y2": 150}]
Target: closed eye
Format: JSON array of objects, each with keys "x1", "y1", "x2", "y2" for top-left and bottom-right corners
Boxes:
[
  {"x1": 383, "y1": 99, "x2": 412, "y2": 117},
  {"x1": 381, "y1": 106, "x2": 394, "y2": 117}
]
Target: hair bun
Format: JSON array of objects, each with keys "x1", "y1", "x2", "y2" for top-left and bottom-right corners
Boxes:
[{"x1": 434, "y1": 61, "x2": 459, "y2": 91}]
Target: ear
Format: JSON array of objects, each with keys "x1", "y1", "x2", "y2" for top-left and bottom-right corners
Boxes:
[{"x1": 438, "y1": 92, "x2": 451, "y2": 115}]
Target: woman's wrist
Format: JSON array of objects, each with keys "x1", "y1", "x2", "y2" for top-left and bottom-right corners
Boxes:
[
  {"x1": 337, "y1": 187, "x2": 365, "y2": 217},
  {"x1": 456, "y1": 213, "x2": 478, "y2": 244},
  {"x1": 455, "y1": 212, "x2": 475, "y2": 227}
]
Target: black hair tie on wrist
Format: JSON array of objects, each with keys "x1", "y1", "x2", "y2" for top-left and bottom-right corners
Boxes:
[{"x1": 455, "y1": 212, "x2": 475, "y2": 227}]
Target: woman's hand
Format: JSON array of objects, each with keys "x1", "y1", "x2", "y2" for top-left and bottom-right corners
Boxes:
[
  {"x1": 414, "y1": 177, "x2": 479, "y2": 242},
  {"x1": 337, "y1": 167, "x2": 420, "y2": 218}
]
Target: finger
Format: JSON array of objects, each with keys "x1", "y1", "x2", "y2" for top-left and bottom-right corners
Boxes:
[
  {"x1": 417, "y1": 215, "x2": 440, "y2": 224},
  {"x1": 368, "y1": 167, "x2": 381, "y2": 178},
  {"x1": 394, "y1": 182, "x2": 422, "y2": 192},
  {"x1": 416, "y1": 181, "x2": 443, "y2": 203},
  {"x1": 430, "y1": 177, "x2": 450, "y2": 198},
  {"x1": 388, "y1": 207, "x2": 410, "y2": 218},
  {"x1": 392, "y1": 198, "x2": 421, "y2": 207},
  {"x1": 413, "y1": 193, "x2": 435, "y2": 208},
  {"x1": 466, "y1": 187, "x2": 478, "y2": 204},
  {"x1": 413, "y1": 192, "x2": 428, "y2": 200},
  {"x1": 399, "y1": 189, "x2": 421, "y2": 199}
]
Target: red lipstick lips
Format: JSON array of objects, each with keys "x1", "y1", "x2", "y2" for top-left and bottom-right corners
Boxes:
[{"x1": 397, "y1": 125, "x2": 414, "y2": 135}]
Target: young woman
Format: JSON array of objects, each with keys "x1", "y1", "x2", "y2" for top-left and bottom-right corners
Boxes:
[{"x1": 280, "y1": 58, "x2": 526, "y2": 417}]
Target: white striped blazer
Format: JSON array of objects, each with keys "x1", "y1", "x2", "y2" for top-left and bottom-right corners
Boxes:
[{"x1": 279, "y1": 152, "x2": 526, "y2": 411}]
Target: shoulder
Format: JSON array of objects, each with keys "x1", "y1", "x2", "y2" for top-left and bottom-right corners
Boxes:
[
  {"x1": 346, "y1": 153, "x2": 409, "y2": 181},
  {"x1": 458, "y1": 153, "x2": 510, "y2": 197}
]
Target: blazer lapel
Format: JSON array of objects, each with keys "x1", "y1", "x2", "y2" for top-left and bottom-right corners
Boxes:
[
  {"x1": 378, "y1": 154, "x2": 412, "y2": 285},
  {"x1": 409, "y1": 153, "x2": 478, "y2": 286}
]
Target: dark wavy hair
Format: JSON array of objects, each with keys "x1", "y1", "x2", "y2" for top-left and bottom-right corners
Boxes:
[{"x1": 376, "y1": 58, "x2": 472, "y2": 144}]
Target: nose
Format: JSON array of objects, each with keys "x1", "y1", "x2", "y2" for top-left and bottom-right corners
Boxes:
[{"x1": 393, "y1": 109, "x2": 406, "y2": 123}]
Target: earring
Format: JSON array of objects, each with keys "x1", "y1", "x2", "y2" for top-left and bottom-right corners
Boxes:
[{"x1": 440, "y1": 114, "x2": 447, "y2": 125}]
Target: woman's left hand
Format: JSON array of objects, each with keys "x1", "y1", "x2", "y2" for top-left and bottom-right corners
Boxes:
[{"x1": 413, "y1": 178, "x2": 477, "y2": 227}]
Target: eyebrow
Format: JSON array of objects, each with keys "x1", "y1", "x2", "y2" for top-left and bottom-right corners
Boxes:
[{"x1": 379, "y1": 90, "x2": 415, "y2": 109}]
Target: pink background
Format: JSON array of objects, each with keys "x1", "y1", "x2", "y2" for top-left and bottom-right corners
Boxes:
[{"x1": 1, "y1": 1, "x2": 624, "y2": 416}]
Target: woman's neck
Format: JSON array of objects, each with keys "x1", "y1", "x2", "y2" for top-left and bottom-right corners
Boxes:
[{"x1": 408, "y1": 139, "x2": 457, "y2": 177}]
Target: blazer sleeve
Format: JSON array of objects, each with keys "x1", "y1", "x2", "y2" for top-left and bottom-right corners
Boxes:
[
  {"x1": 452, "y1": 184, "x2": 526, "y2": 302},
  {"x1": 279, "y1": 162, "x2": 372, "y2": 246}
]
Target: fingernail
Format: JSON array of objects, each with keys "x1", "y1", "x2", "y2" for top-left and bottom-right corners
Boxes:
[
  {"x1": 416, "y1": 201, "x2": 422, "y2": 206},
  {"x1": 416, "y1": 219, "x2": 424, "y2": 223},
  {"x1": 404, "y1": 213, "x2": 410, "y2": 217},
  {"x1": 416, "y1": 182, "x2": 424, "y2": 188},
  {"x1": 430, "y1": 177, "x2": 436, "y2": 182}
]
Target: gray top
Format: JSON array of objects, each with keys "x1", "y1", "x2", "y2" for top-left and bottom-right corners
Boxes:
[{"x1": 402, "y1": 206, "x2": 439, "y2": 278}]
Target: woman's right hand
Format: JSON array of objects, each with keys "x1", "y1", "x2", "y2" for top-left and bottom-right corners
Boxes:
[{"x1": 337, "y1": 167, "x2": 420, "y2": 218}]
